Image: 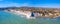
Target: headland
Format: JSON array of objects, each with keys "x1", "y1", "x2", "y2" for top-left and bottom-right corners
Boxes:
[{"x1": 1, "y1": 7, "x2": 60, "y2": 18}]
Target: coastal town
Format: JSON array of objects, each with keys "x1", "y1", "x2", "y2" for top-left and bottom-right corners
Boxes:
[{"x1": 2, "y1": 7, "x2": 60, "y2": 18}]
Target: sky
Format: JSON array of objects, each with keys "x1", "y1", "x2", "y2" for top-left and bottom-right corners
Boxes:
[{"x1": 0, "y1": 0, "x2": 60, "y2": 8}]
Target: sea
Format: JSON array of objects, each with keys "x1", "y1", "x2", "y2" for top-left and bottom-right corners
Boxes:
[{"x1": 0, "y1": 11, "x2": 60, "y2": 24}]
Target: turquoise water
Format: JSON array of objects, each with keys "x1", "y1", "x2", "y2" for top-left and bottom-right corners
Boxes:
[{"x1": 0, "y1": 11, "x2": 60, "y2": 24}]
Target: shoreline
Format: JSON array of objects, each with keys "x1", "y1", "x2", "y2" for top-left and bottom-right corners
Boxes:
[
  {"x1": 4, "y1": 9, "x2": 36, "y2": 19},
  {"x1": 4, "y1": 9, "x2": 60, "y2": 19}
]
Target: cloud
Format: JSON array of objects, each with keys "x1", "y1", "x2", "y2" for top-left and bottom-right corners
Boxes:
[
  {"x1": 0, "y1": 3, "x2": 31, "y2": 7},
  {"x1": 0, "y1": 0, "x2": 3, "y2": 1},
  {"x1": 0, "y1": 3, "x2": 60, "y2": 8},
  {"x1": 0, "y1": 3, "x2": 19, "y2": 7}
]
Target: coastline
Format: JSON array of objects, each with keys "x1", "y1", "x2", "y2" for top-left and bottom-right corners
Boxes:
[
  {"x1": 1, "y1": 10, "x2": 60, "y2": 24},
  {"x1": 4, "y1": 9, "x2": 36, "y2": 19},
  {"x1": 4, "y1": 9, "x2": 60, "y2": 19}
]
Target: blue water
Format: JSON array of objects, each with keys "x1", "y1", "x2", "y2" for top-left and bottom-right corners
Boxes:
[{"x1": 0, "y1": 11, "x2": 60, "y2": 24}]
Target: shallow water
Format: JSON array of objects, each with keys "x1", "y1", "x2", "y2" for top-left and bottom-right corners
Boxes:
[{"x1": 0, "y1": 11, "x2": 60, "y2": 24}]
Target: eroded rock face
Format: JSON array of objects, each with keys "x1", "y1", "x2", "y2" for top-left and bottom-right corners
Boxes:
[{"x1": 5, "y1": 7, "x2": 60, "y2": 18}]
